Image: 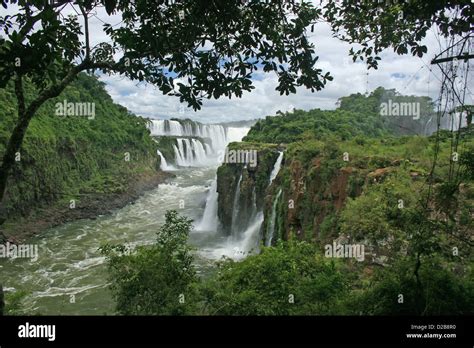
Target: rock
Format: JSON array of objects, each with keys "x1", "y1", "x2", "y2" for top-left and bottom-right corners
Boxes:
[{"x1": 367, "y1": 167, "x2": 392, "y2": 182}]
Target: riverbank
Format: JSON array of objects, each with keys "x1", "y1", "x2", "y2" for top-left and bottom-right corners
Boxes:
[{"x1": 1, "y1": 170, "x2": 172, "y2": 244}]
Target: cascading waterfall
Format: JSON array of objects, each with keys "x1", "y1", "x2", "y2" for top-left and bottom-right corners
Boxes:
[
  {"x1": 265, "y1": 189, "x2": 282, "y2": 246},
  {"x1": 172, "y1": 138, "x2": 215, "y2": 167},
  {"x1": 150, "y1": 119, "x2": 240, "y2": 167},
  {"x1": 150, "y1": 119, "x2": 228, "y2": 150},
  {"x1": 233, "y1": 150, "x2": 285, "y2": 251},
  {"x1": 150, "y1": 118, "x2": 258, "y2": 258},
  {"x1": 230, "y1": 174, "x2": 243, "y2": 237},
  {"x1": 196, "y1": 178, "x2": 219, "y2": 231},
  {"x1": 204, "y1": 143, "x2": 213, "y2": 156},
  {"x1": 191, "y1": 139, "x2": 208, "y2": 165},
  {"x1": 156, "y1": 150, "x2": 175, "y2": 171},
  {"x1": 239, "y1": 212, "x2": 264, "y2": 255},
  {"x1": 234, "y1": 187, "x2": 262, "y2": 255},
  {"x1": 269, "y1": 151, "x2": 284, "y2": 185}
]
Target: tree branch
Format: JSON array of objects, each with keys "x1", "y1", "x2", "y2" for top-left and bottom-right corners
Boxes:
[
  {"x1": 14, "y1": 74, "x2": 25, "y2": 117},
  {"x1": 79, "y1": 4, "x2": 91, "y2": 62},
  {"x1": 0, "y1": 59, "x2": 119, "y2": 227}
]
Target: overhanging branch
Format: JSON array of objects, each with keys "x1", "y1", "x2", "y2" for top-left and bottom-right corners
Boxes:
[{"x1": 431, "y1": 53, "x2": 474, "y2": 65}]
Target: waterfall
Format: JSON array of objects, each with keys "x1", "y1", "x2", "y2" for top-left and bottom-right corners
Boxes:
[
  {"x1": 150, "y1": 119, "x2": 228, "y2": 145},
  {"x1": 269, "y1": 151, "x2": 284, "y2": 185},
  {"x1": 239, "y1": 212, "x2": 264, "y2": 256},
  {"x1": 191, "y1": 125, "x2": 250, "y2": 236},
  {"x1": 191, "y1": 139, "x2": 207, "y2": 165},
  {"x1": 150, "y1": 120, "x2": 245, "y2": 167},
  {"x1": 264, "y1": 153, "x2": 284, "y2": 245},
  {"x1": 227, "y1": 186, "x2": 263, "y2": 258},
  {"x1": 196, "y1": 178, "x2": 219, "y2": 231},
  {"x1": 173, "y1": 138, "x2": 217, "y2": 167},
  {"x1": 156, "y1": 150, "x2": 175, "y2": 171},
  {"x1": 265, "y1": 189, "x2": 282, "y2": 246},
  {"x1": 230, "y1": 174, "x2": 243, "y2": 237},
  {"x1": 173, "y1": 139, "x2": 186, "y2": 166},
  {"x1": 204, "y1": 143, "x2": 212, "y2": 156}
]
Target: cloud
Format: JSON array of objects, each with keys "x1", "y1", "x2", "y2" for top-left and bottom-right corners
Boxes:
[{"x1": 7, "y1": 2, "x2": 465, "y2": 124}]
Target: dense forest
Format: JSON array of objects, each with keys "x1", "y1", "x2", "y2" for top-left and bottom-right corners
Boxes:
[{"x1": 0, "y1": 74, "x2": 164, "y2": 242}]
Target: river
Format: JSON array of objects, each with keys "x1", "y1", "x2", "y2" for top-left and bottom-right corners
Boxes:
[{"x1": 0, "y1": 125, "x2": 253, "y2": 315}]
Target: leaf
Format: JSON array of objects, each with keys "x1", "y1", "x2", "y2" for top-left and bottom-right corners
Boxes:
[{"x1": 104, "y1": 0, "x2": 117, "y2": 15}]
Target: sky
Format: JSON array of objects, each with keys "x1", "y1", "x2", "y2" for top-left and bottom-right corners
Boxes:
[{"x1": 3, "y1": 2, "x2": 472, "y2": 124}]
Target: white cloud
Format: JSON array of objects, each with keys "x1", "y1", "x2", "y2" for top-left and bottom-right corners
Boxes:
[{"x1": 21, "y1": 2, "x2": 465, "y2": 124}]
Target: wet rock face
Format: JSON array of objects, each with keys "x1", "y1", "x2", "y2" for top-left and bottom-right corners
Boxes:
[
  {"x1": 216, "y1": 146, "x2": 280, "y2": 235},
  {"x1": 279, "y1": 157, "x2": 361, "y2": 243},
  {"x1": 216, "y1": 164, "x2": 242, "y2": 234}
]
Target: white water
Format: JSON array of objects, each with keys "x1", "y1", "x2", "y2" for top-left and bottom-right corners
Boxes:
[
  {"x1": 156, "y1": 150, "x2": 175, "y2": 171},
  {"x1": 195, "y1": 178, "x2": 219, "y2": 231},
  {"x1": 199, "y1": 211, "x2": 264, "y2": 261},
  {"x1": 150, "y1": 119, "x2": 250, "y2": 168},
  {"x1": 0, "y1": 124, "x2": 261, "y2": 314},
  {"x1": 230, "y1": 174, "x2": 243, "y2": 237},
  {"x1": 192, "y1": 126, "x2": 267, "y2": 260},
  {"x1": 269, "y1": 151, "x2": 284, "y2": 185},
  {"x1": 265, "y1": 189, "x2": 282, "y2": 247}
]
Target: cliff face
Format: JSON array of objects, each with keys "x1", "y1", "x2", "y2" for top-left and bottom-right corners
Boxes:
[
  {"x1": 269, "y1": 156, "x2": 361, "y2": 244},
  {"x1": 215, "y1": 141, "x2": 370, "y2": 244},
  {"x1": 261, "y1": 150, "x2": 416, "y2": 246},
  {"x1": 219, "y1": 142, "x2": 426, "y2": 248},
  {"x1": 217, "y1": 105, "x2": 473, "y2": 254},
  {"x1": 216, "y1": 143, "x2": 280, "y2": 235}
]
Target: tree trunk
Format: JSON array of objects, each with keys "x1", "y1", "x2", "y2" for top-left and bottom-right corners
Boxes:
[
  {"x1": 0, "y1": 61, "x2": 110, "y2": 240},
  {"x1": 0, "y1": 111, "x2": 32, "y2": 228}
]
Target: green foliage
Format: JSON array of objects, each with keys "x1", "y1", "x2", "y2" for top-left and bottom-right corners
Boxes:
[
  {"x1": 201, "y1": 241, "x2": 349, "y2": 315},
  {"x1": 100, "y1": 210, "x2": 197, "y2": 315},
  {"x1": 324, "y1": 1, "x2": 472, "y2": 69},
  {"x1": 349, "y1": 257, "x2": 474, "y2": 315},
  {"x1": 244, "y1": 107, "x2": 388, "y2": 144},
  {"x1": 0, "y1": 73, "x2": 159, "y2": 219},
  {"x1": 0, "y1": 1, "x2": 332, "y2": 110},
  {"x1": 4, "y1": 290, "x2": 28, "y2": 316}
]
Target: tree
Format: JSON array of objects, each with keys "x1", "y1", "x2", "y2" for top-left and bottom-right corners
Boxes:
[
  {"x1": 100, "y1": 210, "x2": 197, "y2": 315},
  {"x1": 0, "y1": 0, "x2": 330, "y2": 228},
  {"x1": 324, "y1": 0, "x2": 473, "y2": 68},
  {"x1": 201, "y1": 241, "x2": 350, "y2": 315}
]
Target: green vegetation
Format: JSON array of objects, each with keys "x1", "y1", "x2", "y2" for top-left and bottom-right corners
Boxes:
[
  {"x1": 103, "y1": 210, "x2": 473, "y2": 315},
  {"x1": 201, "y1": 241, "x2": 350, "y2": 315},
  {"x1": 101, "y1": 210, "x2": 198, "y2": 315},
  {"x1": 0, "y1": 0, "x2": 332, "y2": 233},
  {"x1": 0, "y1": 74, "x2": 160, "y2": 225}
]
